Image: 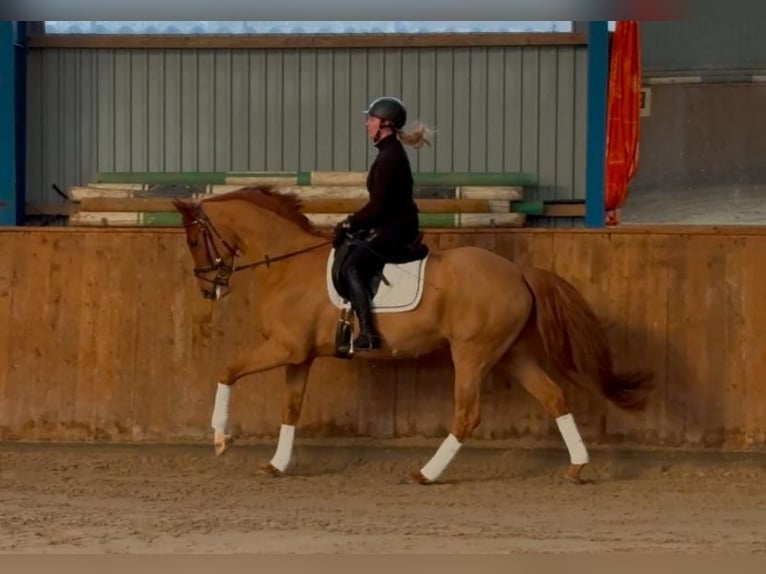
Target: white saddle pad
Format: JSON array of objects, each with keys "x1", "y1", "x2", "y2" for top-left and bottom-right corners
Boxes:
[{"x1": 326, "y1": 249, "x2": 428, "y2": 313}]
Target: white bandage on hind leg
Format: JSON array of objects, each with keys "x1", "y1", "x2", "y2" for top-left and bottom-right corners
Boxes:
[
  {"x1": 420, "y1": 434, "x2": 462, "y2": 482},
  {"x1": 211, "y1": 383, "x2": 232, "y2": 432},
  {"x1": 269, "y1": 424, "x2": 296, "y2": 472},
  {"x1": 556, "y1": 413, "x2": 589, "y2": 465}
]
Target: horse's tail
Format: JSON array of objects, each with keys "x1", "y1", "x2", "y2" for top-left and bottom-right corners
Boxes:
[{"x1": 520, "y1": 266, "x2": 654, "y2": 411}]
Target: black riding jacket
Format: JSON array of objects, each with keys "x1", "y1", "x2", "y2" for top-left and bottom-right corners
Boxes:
[{"x1": 347, "y1": 134, "x2": 419, "y2": 241}]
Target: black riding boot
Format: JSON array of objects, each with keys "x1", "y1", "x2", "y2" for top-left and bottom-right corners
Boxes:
[{"x1": 345, "y1": 269, "x2": 382, "y2": 351}]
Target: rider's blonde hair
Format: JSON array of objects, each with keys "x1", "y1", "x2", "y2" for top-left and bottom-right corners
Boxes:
[{"x1": 397, "y1": 122, "x2": 434, "y2": 149}]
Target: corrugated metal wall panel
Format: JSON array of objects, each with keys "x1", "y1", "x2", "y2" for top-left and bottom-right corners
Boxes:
[
  {"x1": 642, "y1": 21, "x2": 766, "y2": 73},
  {"x1": 26, "y1": 45, "x2": 587, "y2": 211}
]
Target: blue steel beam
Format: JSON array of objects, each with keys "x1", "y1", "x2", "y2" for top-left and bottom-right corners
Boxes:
[
  {"x1": 584, "y1": 21, "x2": 609, "y2": 228},
  {"x1": 0, "y1": 21, "x2": 16, "y2": 226},
  {"x1": 15, "y1": 21, "x2": 27, "y2": 225}
]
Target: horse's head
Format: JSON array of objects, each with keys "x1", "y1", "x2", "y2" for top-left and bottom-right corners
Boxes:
[
  {"x1": 172, "y1": 198, "x2": 240, "y2": 301},
  {"x1": 173, "y1": 187, "x2": 334, "y2": 301}
]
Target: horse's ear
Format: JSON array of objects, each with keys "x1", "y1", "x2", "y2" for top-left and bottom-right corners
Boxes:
[{"x1": 172, "y1": 198, "x2": 193, "y2": 221}]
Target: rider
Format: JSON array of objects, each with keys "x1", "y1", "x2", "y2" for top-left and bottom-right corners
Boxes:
[{"x1": 334, "y1": 96, "x2": 432, "y2": 351}]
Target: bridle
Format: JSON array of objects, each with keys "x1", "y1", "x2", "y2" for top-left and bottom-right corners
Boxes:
[{"x1": 184, "y1": 204, "x2": 331, "y2": 299}]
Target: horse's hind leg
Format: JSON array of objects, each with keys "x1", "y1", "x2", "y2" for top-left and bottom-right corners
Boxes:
[
  {"x1": 262, "y1": 359, "x2": 313, "y2": 477},
  {"x1": 498, "y1": 352, "x2": 589, "y2": 484},
  {"x1": 411, "y1": 343, "x2": 491, "y2": 485}
]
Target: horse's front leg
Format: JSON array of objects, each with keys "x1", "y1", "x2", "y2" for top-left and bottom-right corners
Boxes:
[
  {"x1": 261, "y1": 360, "x2": 313, "y2": 477},
  {"x1": 211, "y1": 338, "x2": 305, "y2": 457}
]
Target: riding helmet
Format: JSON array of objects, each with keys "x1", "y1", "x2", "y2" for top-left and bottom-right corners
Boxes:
[{"x1": 363, "y1": 96, "x2": 407, "y2": 130}]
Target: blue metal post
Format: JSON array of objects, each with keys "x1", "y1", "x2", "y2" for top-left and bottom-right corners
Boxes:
[
  {"x1": 585, "y1": 21, "x2": 609, "y2": 228},
  {"x1": 15, "y1": 22, "x2": 27, "y2": 225},
  {"x1": 0, "y1": 21, "x2": 17, "y2": 226}
]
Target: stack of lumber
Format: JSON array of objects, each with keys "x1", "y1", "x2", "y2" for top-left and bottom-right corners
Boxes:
[{"x1": 65, "y1": 171, "x2": 584, "y2": 229}]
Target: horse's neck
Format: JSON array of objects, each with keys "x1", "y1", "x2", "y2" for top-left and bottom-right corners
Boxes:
[{"x1": 216, "y1": 204, "x2": 322, "y2": 264}]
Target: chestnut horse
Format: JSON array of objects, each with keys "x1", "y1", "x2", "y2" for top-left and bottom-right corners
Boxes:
[{"x1": 172, "y1": 186, "x2": 653, "y2": 485}]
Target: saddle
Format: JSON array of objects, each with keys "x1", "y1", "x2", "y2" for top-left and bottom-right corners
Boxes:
[
  {"x1": 329, "y1": 231, "x2": 429, "y2": 359},
  {"x1": 330, "y1": 231, "x2": 429, "y2": 302}
]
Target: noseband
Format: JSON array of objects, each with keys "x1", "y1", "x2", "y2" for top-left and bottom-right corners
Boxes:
[{"x1": 184, "y1": 204, "x2": 331, "y2": 298}]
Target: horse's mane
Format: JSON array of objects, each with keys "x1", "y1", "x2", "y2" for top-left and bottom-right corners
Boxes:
[{"x1": 202, "y1": 185, "x2": 329, "y2": 238}]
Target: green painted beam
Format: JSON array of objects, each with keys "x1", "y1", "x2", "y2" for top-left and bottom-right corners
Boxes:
[{"x1": 509, "y1": 201, "x2": 544, "y2": 215}]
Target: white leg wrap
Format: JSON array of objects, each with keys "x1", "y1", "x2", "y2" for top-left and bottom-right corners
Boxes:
[
  {"x1": 211, "y1": 383, "x2": 232, "y2": 432},
  {"x1": 420, "y1": 434, "x2": 462, "y2": 482},
  {"x1": 269, "y1": 424, "x2": 296, "y2": 472},
  {"x1": 556, "y1": 413, "x2": 589, "y2": 465}
]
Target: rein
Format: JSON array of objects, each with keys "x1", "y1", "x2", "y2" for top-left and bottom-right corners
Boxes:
[
  {"x1": 186, "y1": 204, "x2": 331, "y2": 296},
  {"x1": 232, "y1": 241, "x2": 331, "y2": 273}
]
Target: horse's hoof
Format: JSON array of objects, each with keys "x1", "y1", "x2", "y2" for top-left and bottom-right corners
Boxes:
[
  {"x1": 564, "y1": 463, "x2": 587, "y2": 485},
  {"x1": 214, "y1": 432, "x2": 233, "y2": 457},
  {"x1": 261, "y1": 463, "x2": 284, "y2": 477},
  {"x1": 410, "y1": 471, "x2": 434, "y2": 485}
]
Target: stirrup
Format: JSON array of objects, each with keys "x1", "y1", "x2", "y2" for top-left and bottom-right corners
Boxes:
[{"x1": 334, "y1": 308, "x2": 355, "y2": 359}]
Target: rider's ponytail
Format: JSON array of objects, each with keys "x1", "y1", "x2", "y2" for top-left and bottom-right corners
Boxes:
[{"x1": 397, "y1": 122, "x2": 434, "y2": 149}]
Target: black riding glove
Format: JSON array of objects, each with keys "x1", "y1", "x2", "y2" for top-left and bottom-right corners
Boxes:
[{"x1": 332, "y1": 218, "x2": 351, "y2": 248}]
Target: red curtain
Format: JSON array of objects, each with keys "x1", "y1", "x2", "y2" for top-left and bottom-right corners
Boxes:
[{"x1": 605, "y1": 21, "x2": 642, "y2": 226}]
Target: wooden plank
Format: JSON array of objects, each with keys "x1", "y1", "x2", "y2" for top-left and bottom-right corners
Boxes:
[
  {"x1": 309, "y1": 171, "x2": 547, "y2": 187},
  {"x1": 65, "y1": 195, "x2": 574, "y2": 221},
  {"x1": 130, "y1": 231, "x2": 171, "y2": 440},
  {"x1": 543, "y1": 203, "x2": 585, "y2": 217},
  {"x1": 78, "y1": 197, "x2": 512, "y2": 214},
  {"x1": 453, "y1": 187, "x2": 524, "y2": 200},
  {"x1": 69, "y1": 211, "x2": 526, "y2": 229},
  {"x1": 0, "y1": 233, "x2": 14, "y2": 433},
  {"x1": 80, "y1": 231, "x2": 139, "y2": 439},
  {"x1": 2, "y1": 233, "x2": 57, "y2": 438},
  {"x1": 77, "y1": 198, "x2": 192, "y2": 211},
  {"x1": 662, "y1": 234, "x2": 736, "y2": 447},
  {"x1": 74, "y1": 184, "x2": 525, "y2": 201},
  {"x1": 67, "y1": 187, "x2": 244, "y2": 202},
  {"x1": 305, "y1": 213, "x2": 526, "y2": 229},
  {"x1": 716, "y1": 235, "x2": 749, "y2": 447},
  {"x1": 740, "y1": 237, "x2": 766, "y2": 445},
  {"x1": 28, "y1": 33, "x2": 588, "y2": 51},
  {"x1": 95, "y1": 170, "x2": 537, "y2": 186}
]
